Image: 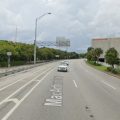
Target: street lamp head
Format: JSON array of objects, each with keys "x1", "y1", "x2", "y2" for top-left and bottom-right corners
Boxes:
[{"x1": 48, "y1": 12, "x2": 52, "y2": 14}]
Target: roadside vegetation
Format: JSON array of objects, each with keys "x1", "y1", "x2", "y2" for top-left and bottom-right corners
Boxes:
[
  {"x1": 86, "y1": 47, "x2": 120, "y2": 75},
  {"x1": 79, "y1": 53, "x2": 86, "y2": 58},
  {"x1": 0, "y1": 40, "x2": 79, "y2": 67},
  {"x1": 86, "y1": 61, "x2": 107, "y2": 71}
]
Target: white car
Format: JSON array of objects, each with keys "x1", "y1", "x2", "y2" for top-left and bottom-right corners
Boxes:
[
  {"x1": 63, "y1": 60, "x2": 69, "y2": 66},
  {"x1": 57, "y1": 64, "x2": 68, "y2": 72}
]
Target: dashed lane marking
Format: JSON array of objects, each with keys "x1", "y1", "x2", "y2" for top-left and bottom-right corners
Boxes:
[
  {"x1": 101, "y1": 81, "x2": 116, "y2": 90},
  {"x1": 73, "y1": 80, "x2": 78, "y2": 88}
]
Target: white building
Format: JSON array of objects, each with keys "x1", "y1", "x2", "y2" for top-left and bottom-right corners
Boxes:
[{"x1": 92, "y1": 38, "x2": 120, "y2": 59}]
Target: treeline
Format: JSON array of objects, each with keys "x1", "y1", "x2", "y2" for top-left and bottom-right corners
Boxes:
[
  {"x1": 86, "y1": 47, "x2": 120, "y2": 67},
  {"x1": 86, "y1": 47, "x2": 120, "y2": 74},
  {"x1": 0, "y1": 40, "x2": 79, "y2": 67},
  {"x1": 86, "y1": 47, "x2": 103, "y2": 64}
]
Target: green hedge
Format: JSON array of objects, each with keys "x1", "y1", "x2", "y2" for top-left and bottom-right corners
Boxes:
[
  {"x1": 87, "y1": 60, "x2": 101, "y2": 66},
  {"x1": 0, "y1": 61, "x2": 27, "y2": 67},
  {"x1": 107, "y1": 67, "x2": 119, "y2": 74},
  {"x1": 0, "y1": 62, "x2": 8, "y2": 67}
]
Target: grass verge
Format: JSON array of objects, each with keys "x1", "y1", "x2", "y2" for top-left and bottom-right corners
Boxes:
[
  {"x1": 86, "y1": 61, "x2": 107, "y2": 72},
  {"x1": 86, "y1": 60, "x2": 120, "y2": 78}
]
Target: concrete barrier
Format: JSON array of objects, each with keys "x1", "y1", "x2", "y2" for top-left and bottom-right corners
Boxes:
[{"x1": 0, "y1": 60, "x2": 56, "y2": 78}]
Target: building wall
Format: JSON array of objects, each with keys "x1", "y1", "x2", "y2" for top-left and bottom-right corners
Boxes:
[
  {"x1": 109, "y1": 38, "x2": 120, "y2": 56},
  {"x1": 92, "y1": 38, "x2": 120, "y2": 58}
]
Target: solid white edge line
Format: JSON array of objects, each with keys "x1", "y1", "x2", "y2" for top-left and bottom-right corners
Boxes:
[
  {"x1": 101, "y1": 81, "x2": 116, "y2": 90},
  {"x1": 1, "y1": 68, "x2": 54, "y2": 120},
  {"x1": 73, "y1": 80, "x2": 78, "y2": 88}
]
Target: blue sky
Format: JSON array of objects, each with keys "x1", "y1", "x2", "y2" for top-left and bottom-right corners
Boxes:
[{"x1": 0, "y1": 0, "x2": 120, "y2": 52}]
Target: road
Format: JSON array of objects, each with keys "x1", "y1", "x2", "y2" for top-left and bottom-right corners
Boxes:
[{"x1": 0, "y1": 59, "x2": 120, "y2": 120}]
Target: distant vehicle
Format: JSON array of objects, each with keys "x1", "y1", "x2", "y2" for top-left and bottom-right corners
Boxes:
[
  {"x1": 57, "y1": 64, "x2": 68, "y2": 72},
  {"x1": 63, "y1": 60, "x2": 69, "y2": 66},
  {"x1": 60, "y1": 61, "x2": 69, "y2": 66}
]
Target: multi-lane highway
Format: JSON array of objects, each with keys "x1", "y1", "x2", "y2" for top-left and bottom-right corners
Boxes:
[{"x1": 0, "y1": 59, "x2": 120, "y2": 120}]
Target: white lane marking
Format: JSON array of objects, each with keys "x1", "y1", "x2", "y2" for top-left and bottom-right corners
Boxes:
[
  {"x1": 7, "y1": 99, "x2": 19, "y2": 104},
  {"x1": 0, "y1": 67, "x2": 53, "y2": 106},
  {"x1": 44, "y1": 84, "x2": 63, "y2": 107},
  {"x1": 33, "y1": 80, "x2": 40, "y2": 82},
  {"x1": 73, "y1": 80, "x2": 78, "y2": 88},
  {"x1": 0, "y1": 78, "x2": 27, "y2": 92},
  {"x1": 1, "y1": 68, "x2": 54, "y2": 120},
  {"x1": 0, "y1": 65, "x2": 53, "y2": 92},
  {"x1": 80, "y1": 64, "x2": 117, "y2": 90},
  {"x1": 44, "y1": 102, "x2": 62, "y2": 107},
  {"x1": 101, "y1": 81, "x2": 116, "y2": 90}
]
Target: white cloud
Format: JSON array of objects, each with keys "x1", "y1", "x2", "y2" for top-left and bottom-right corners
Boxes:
[
  {"x1": 90, "y1": 0, "x2": 120, "y2": 37},
  {"x1": 0, "y1": 0, "x2": 120, "y2": 51}
]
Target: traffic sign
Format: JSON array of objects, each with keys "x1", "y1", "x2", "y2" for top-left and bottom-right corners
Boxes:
[{"x1": 7, "y1": 52, "x2": 12, "y2": 56}]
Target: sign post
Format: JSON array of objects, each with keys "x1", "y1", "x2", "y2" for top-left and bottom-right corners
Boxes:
[
  {"x1": 7, "y1": 52, "x2": 12, "y2": 67},
  {"x1": 55, "y1": 55, "x2": 60, "y2": 59}
]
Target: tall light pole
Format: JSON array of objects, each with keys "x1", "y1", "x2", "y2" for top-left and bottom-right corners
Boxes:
[{"x1": 34, "y1": 12, "x2": 51, "y2": 64}]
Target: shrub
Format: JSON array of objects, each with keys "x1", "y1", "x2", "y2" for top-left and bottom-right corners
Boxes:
[
  {"x1": 115, "y1": 68, "x2": 120, "y2": 74},
  {"x1": 88, "y1": 61, "x2": 101, "y2": 66},
  {"x1": 11, "y1": 61, "x2": 26, "y2": 66},
  {"x1": 107, "y1": 67, "x2": 118, "y2": 74},
  {"x1": 0, "y1": 61, "x2": 27, "y2": 67},
  {"x1": 111, "y1": 69, "x2": 118, "y2": 74},
  {"x1": 0, "y1": 62, "x2": 7, "y2": 67},
  {"x1": 107, "y1": 67, "x2": 113, "y2": 72},
  {"x1": 94, "y1": 62, "x2": 101, "y2": 66}
]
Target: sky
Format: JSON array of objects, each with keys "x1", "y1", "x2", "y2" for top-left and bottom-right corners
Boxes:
[{"x1": 0, "y1": 0, "x2": 120, "y2": 52}]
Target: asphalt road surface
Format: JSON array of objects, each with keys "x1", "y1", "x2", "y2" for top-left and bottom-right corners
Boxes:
[{"x1": 0, "y1": 59, "x2": 120, "y2": 120}]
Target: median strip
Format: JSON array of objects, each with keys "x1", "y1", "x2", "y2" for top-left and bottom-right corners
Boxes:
[{"x1": 1, "y1": 67, "x2": 55, "y2": 120}]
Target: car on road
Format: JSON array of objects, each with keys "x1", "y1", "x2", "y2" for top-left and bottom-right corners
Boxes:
[
  {"x1": 60, "y1": 61, "x2": 69, "y2": 66},
  {"x1": 63, "y1": 60, "x2": 69, "y2": 66},
  {"x1": 57, "y1": 64, "x2": 68, "y2": 72}
]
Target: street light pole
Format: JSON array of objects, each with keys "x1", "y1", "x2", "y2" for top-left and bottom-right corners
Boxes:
[
  {"x1": 34, "y1": 19, "x2": 37, "y2": 64},
  {"x1": 34, "y1": 12, "x2": 51, "y2": 64}
]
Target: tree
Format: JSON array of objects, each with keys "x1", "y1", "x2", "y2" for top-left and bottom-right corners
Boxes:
[
  {"x1": 86, "y1": 49, "x2": 96, "y2": 61},
  {"x1": 94, "y1": 48, "x2": 103, "y2": 63},
  {"x1": 86, "y1": 47, "x2": 103, "y2": 63},
  {"x1": 87, "y1": 47, "x2": 94, "y2": 52},
  {"x1": 79, "y1": 53, "x2": 86, "y2": 58},
  {"x1": 69, "y1": 52, "x2": 79, "y2": 59},
  {"x1": 105, "y1": 48, "x2": 119, "y2": 68},
  {"x1": 86, "y1": 50, "x2": 92, "y2": 61},
  {"x1": 0, "y1": 40, "x2": 79, "y2": 67}
]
